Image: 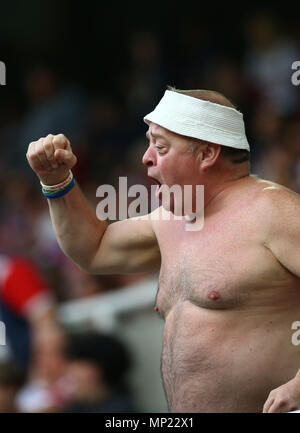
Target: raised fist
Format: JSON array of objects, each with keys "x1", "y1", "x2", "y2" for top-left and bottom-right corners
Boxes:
[{"x1": 26, "y1": 133, "x2": 77, "y2": 185}]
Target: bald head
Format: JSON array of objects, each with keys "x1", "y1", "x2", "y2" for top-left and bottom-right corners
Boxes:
[
  {"x1": 167, "y1": 86, "x2": 250, "y2": 167},
  {"x1": 167, "y1": 86, "x2": 237, "y2": 109}
]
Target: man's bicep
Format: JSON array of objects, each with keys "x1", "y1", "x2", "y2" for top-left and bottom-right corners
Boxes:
[{"x1": 89, "y1": 214, "x2": 161, "y2": 274}]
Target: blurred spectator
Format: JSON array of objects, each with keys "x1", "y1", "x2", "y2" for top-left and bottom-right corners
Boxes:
[
  {"x1": 16, "y1": 324, "x2": 73, "y2": 412},
  {"x1": 249, "y1": 101, "x2": 283, "y2": 163},
  {"x1": 0, "y1": 254, "x2": 55, "y2": 370},
  {"x1": 63, "y1": 331, "x2": 137, "y2": 413},
  {"x1": 244, "y1": 12, "x2": 300, "y2": 115},
  {"x1": 253, "y1": 116, "x2": 300, "y2": 192},
  {"x1": 0, "y1": 361, "x2": 27, "y2": 413},
  {"x1": 0, "y1": 173, "x2": 39, "y2": 256},
  {"x1": 86, "y1": 96, "x2": 132, "y2": 182},
  {"x1": 123, "y1": 31, "x2": 166, "y2": 130},
  {"x1": 20, "y1": 63, "x2": 86, "y2": 144},
  {"x1": 202, "y1": 60, "x2": 249, "y2": 110},
  {"x1": 1, "y1": 63, "x2": 86, "y2": 177}
]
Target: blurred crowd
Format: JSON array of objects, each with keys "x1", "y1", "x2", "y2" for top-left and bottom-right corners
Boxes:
[
  {"x1": 0, "y1": 9, "x2": 299, "y2": 412},
  {"x1": 0, "y1": 327, "x2": 137, "y2": 413}
]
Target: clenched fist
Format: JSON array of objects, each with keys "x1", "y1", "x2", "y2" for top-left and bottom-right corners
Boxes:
[{"x1": 26, "y1": 133, "x2": 77, "y2": 185}]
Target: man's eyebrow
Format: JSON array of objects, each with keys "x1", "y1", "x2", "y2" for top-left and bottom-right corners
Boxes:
[{"x1": 145, "y1": 131, "x2": 166, "y2": 140}]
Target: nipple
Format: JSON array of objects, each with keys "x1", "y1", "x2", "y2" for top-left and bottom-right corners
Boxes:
[
  {"x1": 154, "y1": 306, "x2": 159, "y2": 312},
  {"x1": 207, "y1": 291, "x2": 220, "y2": 301}
]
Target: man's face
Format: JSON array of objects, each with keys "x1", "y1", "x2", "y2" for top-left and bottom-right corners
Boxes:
[{"x1": 142, "y1": 122, "x2": 202, "y2": 214}]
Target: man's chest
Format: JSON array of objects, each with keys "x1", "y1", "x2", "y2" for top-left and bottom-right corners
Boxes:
[{"x1": 155, "y1": 217, "x2": 291, "y2": 314}]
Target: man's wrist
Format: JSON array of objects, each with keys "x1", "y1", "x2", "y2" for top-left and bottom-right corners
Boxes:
[
  {"x1": 40, "y1": 170, "x2": 72, "y2": 189},
  {"x1": 38, "y1": 171, "x2": 70, "y2": 186},
  {"x1": 41, "y1": 171, "x2": 76, "y2": 199}
]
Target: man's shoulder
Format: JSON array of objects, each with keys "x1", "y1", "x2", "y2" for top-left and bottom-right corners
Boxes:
[
  {"x1": 254, "y1": 177, "x2": 299, "y2": 207},
  {"x1": 251, "y1": 178, "x2": 300, "y2": 277},
  {"x1": 252, "y1": 176, "x2": 300, "y2": 226}
]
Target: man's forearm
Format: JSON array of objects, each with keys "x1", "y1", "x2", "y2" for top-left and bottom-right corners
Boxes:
[
  {"x1": 26, "y1": 133, "x2": 109, "y2": 272},
  {"x1": 48, "y1": 182, "x2": 107, "y2": 271}
]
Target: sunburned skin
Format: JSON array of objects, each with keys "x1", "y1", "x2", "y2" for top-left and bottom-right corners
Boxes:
[{"x1": 152, "y1": 176, "x2": 300, "y2": 413}]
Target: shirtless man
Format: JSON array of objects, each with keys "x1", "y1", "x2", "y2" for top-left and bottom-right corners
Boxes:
[{"x1": 26, "y1": 88, "x2": 300, "y2": 413}]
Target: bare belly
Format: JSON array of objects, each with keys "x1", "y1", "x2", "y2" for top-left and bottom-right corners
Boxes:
[{"x1": 161, "y1": 301, "x2": 300, "y2": 413}]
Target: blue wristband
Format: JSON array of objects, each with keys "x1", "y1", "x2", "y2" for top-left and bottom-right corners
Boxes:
[{"x1": 42, "y1": 178, "x2": 76, "y2": 199}]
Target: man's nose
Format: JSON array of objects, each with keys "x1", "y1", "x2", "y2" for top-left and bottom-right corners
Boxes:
[{"x1": 142, "y1": 146, "x2": 156, "y2": 167}]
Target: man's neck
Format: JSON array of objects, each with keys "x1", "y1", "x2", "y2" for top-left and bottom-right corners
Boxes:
[{"x1": 203, "y1": 170, "x2": 250, "y2": 210}]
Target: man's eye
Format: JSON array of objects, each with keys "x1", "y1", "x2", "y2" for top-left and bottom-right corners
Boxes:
[{"x1": 155, "y1": 145, "x2": 164, "y2": 151}]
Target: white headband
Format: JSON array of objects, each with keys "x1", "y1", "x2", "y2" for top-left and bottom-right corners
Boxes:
[{"x1": 143, "y1": 90, "x2": 250, "y2": 151}]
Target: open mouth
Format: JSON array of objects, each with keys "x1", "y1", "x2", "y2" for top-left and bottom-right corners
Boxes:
[{"x1": 148, "y1": 176, "x2": 162, "y2": 197}]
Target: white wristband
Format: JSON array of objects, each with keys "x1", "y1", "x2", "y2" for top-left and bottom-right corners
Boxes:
[{"x1": 40, "y1": 171, "x2": 73, "y2": 191}]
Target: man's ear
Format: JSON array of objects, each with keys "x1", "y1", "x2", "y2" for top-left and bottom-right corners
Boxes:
[{"x1": 200, "y1": 142, "x2": 221, "y2": 171}]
